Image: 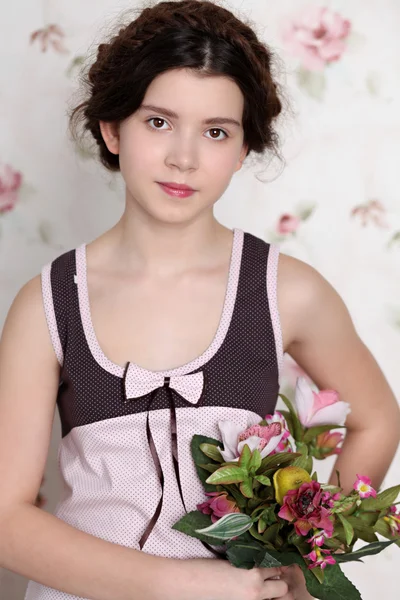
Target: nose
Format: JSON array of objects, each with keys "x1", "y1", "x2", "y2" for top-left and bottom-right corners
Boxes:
[{"x1": 165, "y1": 131, "x2": 199, "y2": 172}]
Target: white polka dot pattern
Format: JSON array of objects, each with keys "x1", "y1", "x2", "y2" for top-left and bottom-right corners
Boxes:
[
  {"x1": 41, "y1": 263, "x2": 63, "y2": 366},
  {"x1": 267, "y1": 244, "x2": 285, "y2": 379},
  {"x1": 27, "y1": 230, "x2": 284, "y2": 600},
  {"x1": 24, "y1": 406, "x2": 262, "y2": 600}
]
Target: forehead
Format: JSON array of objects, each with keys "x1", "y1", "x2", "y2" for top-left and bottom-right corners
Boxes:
[{"x1": 142, "y1": 68, "x2": 244, "y2": 122}]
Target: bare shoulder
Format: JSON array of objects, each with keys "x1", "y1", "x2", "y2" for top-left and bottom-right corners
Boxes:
[
  {"x1": 276, "y1": 251, "x2": 356, "y2": 355},
  {"x1": 0, "y1": 273, "x2": 59, "y2": 376}
]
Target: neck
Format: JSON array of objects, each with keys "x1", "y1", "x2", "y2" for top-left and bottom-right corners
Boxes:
[{"x1": 101, "y1": 198, "x2": 232, "y2": 277}]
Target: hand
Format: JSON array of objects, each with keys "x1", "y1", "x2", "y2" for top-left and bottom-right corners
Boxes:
[
  {"x1": 171, "y1": 558, "x2": 291, "y2": 600},
  {"x1": 278, "y1": 564, "x2": 315, "y2": 600}
]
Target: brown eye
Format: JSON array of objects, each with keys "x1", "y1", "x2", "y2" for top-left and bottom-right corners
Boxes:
[
  {"x1": 148, "y1": 117, "x2": 168, "y2": 129},
  {"x1": 206, "y1": 128, "x2": 228, "y2": 140}
]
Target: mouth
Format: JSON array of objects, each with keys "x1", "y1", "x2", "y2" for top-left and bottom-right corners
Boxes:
[
  {"x1": 157, "y1": 182, "x2": 196, "y2": 192},
  {"x1": 157, "y1": 182, "x2": 196, "y2": 198}
]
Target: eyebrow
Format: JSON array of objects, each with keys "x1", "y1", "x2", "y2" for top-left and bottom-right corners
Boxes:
[{"x1": 139, "y1": 104, "x2": 241, "y2": 127}]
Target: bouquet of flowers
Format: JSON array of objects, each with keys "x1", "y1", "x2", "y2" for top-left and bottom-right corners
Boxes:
[{"x1": 173, "y1": 378, "x2": 400, "y2": 600}]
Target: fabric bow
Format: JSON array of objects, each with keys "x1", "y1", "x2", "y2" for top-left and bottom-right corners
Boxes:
[{"x1": 123, "y1": 364, "x2": 204, "y2": 405}]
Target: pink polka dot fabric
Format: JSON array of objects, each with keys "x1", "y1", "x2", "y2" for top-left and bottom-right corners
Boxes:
[{"x1": 27, "y1": 229, "x2": 284, "y2": 600}]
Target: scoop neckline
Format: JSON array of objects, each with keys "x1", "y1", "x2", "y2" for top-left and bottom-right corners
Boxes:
[{"x1": 75, "y1": 228, "x2": 245, "y2": 379}]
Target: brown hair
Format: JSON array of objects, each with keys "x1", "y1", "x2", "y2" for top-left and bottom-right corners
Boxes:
[{"x1": 69, "y1": 0, "x2": 286, "y2": 173}]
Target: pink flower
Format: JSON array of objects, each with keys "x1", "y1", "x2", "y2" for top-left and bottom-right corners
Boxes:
[
  {"x1": 314, "y1": 430, "x2": 344, "y2": 459},
  {"x1": 351, "y1": 199, "x2": 388, "y2": 229},
  {"x1": 277, "y1": 214, "x2": 301, "y2": 235},
  {"x1": 304, "y1": 548, "x2": 336, "y2": 570},
  {"x1": 264, "y1": 411, "x2": 296, "y2": 454},
  {"x1": 196, "y1": 491, "x2": 240, "y2": 524},
  {"x1": 217, "y1": 415, "x2": 287, "y2": 462},
  {"x1": 30, "y1": 24, "x2": 69, "y2": 54},
  {"x1": 0, "y1": 163, "x2": 23, "y2": 214},
  {"x1": 281, "y1": 6, "x2": 351, "y2": 71},
  {"x1": 384, "y1": 505, "x2": 400, "y2": 536},
  {"x1": 295, "y1": 377, "x2": 351, "y2": 428},
  {"x1": 278, "y1": 481, "x2": 334, "y2": 537},
  {"x1": 307, "y1": 529, "x2": 327, "y2": 547},
  {"x1": 353, "y1": 474, "x2": 377, "y2": 499}
]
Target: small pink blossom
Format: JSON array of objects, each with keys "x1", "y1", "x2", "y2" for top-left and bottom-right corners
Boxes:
[
  {"x1": 281, "y1": 6, "x2": 351, "y2": 71},
  {"x1": 277, "y1": 214, "x2": 301, "y2": 235},
  {"x1": 353, "y1": 474, "x2": 377, "y2": 499},
  {"x1": 307, "y1": 530, "x2": 326, "y2": 547},
  {"x1": 304, "y1": 547, "x2": 336, "y2": 570},
  {"x1": 196, "y1": 491, "x2": 240, "y2": 523},
  {"x1": 295, "y1": 377, "x2": 351, "y2": 428},
  {"x1": 0, "y1": 163, "x2": 23, "y2": 214},
  {"x1": 264, "y1": 411, "x2": 295, "y2": 454},
  {"x1": 314, "y1": 430, "x2": 344, "y2": 458},
  {"x1": 384, "y1": 505, "x2": 400, "y2": 536}
]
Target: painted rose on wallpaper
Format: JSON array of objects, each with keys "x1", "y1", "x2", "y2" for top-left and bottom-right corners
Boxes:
[
  {"x1": 0, "y1": 163, "x2": 23, "y2": 215},
  {"x1": 30, "y1": 24, "x2": 69, "y2": 54},
  {"x1": 281, "y1": 5, "x2": 351, "y2": 71},
  {"x1": 280, "y1": 5, "x2": 352, "y2": 101}
]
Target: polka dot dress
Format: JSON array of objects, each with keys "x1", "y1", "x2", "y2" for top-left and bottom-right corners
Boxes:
[{"x1": 25, "y1": 229, "x2": 284, "y2": 600}]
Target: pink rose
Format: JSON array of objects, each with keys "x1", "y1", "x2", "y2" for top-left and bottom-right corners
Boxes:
[
  {"x1": 295, "y1": 377, "x2": 351, "y2": 428},
  {"x1": 281, "y1": 6, "x2": 351, "y2": 71},
  {"x1": 277, "y1": 214, "x2": 301, "y2": 235},
  {"x1": 196, "y1": 491, "x2": 240, "y2": 523},
  {"x1": 278, "y1": 480, "x2": 334, "y2": 537},
  {"x1": 0, "y1": 163, "x2": 23, "y2": 214}
]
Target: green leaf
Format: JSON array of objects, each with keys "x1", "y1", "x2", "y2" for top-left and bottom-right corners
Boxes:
[
  {"x1": 206, "y1": 466, "x2": 247, "y2": 485},
  {"x1": 346, "y1": 516, "x2": 378, "y2": 543},
  {"x1": 279, "y1": 394, "x2": 304, "y2": 441},
  {"x1": 335, "y1": 540, "x2": 397, "y2": 563},
  {"x1": 255, "y1": 474, "x2": 271, "y2": 486},
  {"x1": 248, "y1": 448, "x2": 262, "y2": 472},
  {"x1": 228, "y1": 484, "x2": 248, "y2": 509},
  {"x1": 195, "y1": 512, "x2": 253, "y2": 540},
  {"x1": 259, "y1": 451, "x2": 302, "y2": 473},
  {"x1": 277, "y1": 409, "x2": 295, "y2": 437},
  {"x1": 292, "y1": 453, "x2": 313, "y2": 474},
  {"x1": 303, "y1": 424, "x2": 345, "y2": 444},
  {"x1": 254, "y1": 549, "x2": 282, "y2": 568},
  {"x1": 240, "y1": 477, "x2": 254, "y2": 498},
  {"x1": 191, "y1": 435, "x2": 225, "y2": 492},
  {"x1": 199, "y1": 443, "x2": 224, "y2": 463},
  {"x1": 361, "y1": 485, "x2": 400, "y2": 511},
  {"x1": 239, "y1": 443, "x2": 251, "y2": 470},
  {"x1": 196, "y1": 463, "x2": 220, "y2": 474},
  {"x1": 338, "y1": 514, "x2": 354, "y2": 546},
  {"x1": 259, "y1": 550, "x2": 361, "y2": 600},
  {"x1": 225, "y1": 541, "x2": 263, "y2": 569},
  {"x1": 331, "y1": 496, "x2": 357, "y2": 515},
  {"x1": 172, "y1": 510, "x2": 228, "y2": 545}
]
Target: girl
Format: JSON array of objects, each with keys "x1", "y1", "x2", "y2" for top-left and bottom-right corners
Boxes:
[{"x1": 0, "y1": 2, "x2": 398, "y2": 600}]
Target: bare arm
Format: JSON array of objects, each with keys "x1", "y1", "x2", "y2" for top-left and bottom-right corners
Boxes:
[
  {"x1": 278, "y1": 254, "x2": 400, "y2": 494},
  {"x1": 0, "y1": 276, "x2": 188, "y2": 600}
]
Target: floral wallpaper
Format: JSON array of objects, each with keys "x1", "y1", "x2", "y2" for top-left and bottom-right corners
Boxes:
[{"x1": 1, "y1": 1, "x2": 399, "y2": 598}]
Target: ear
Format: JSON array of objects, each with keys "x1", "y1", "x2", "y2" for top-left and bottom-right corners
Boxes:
[
  {"x1": 99, "y1": 121, "x2": 120, "y2": 155},
  {"x1": 235, "y1": 143, "x2": 249, "y2": 172}
]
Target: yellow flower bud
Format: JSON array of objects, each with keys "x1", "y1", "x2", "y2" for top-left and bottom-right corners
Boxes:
[{"x1": 273, "y1": 466, "x2": 312, "y2": 505}]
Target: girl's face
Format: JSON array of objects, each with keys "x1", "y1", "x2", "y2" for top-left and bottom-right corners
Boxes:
[{"x1": 100, "y1": 68, "x2": 248, "y2": 225}]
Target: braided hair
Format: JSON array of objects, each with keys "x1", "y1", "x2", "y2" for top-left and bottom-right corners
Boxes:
[{"x1": 69, "y1": 0, "x2": 285, "y2": 172}]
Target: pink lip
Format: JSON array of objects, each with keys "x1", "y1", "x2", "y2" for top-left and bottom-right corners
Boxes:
[
  {"x1": 158, "y1": 181, "x2": 195, "y2": 191},
  {"x1": 157, "y1": 182, "x2": 196, "y2": 198}
]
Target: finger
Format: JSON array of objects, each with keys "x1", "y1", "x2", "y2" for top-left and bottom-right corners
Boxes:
[
  {"x1": 262, "y1": 578, "x2": 289, "y2": 599},
  {"x1": 259, "y1": 566, "x2": 283, "y2": 580}
]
